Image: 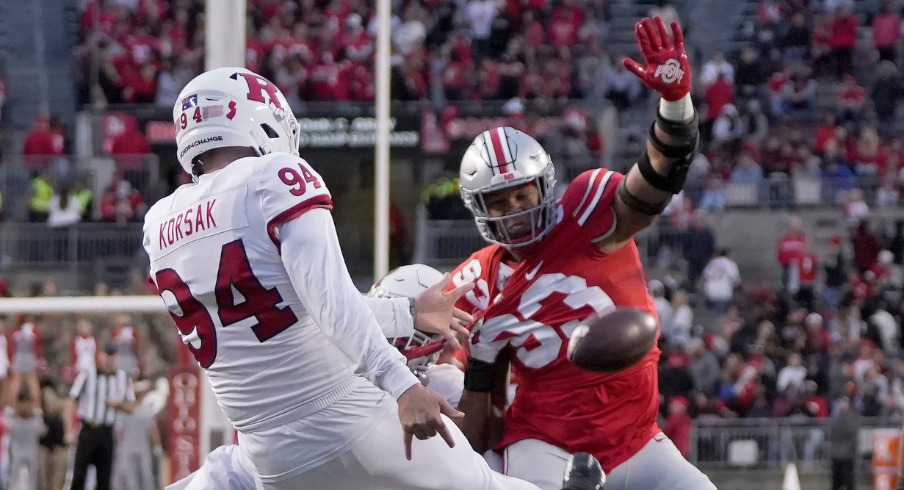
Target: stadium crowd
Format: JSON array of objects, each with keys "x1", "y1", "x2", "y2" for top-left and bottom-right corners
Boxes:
[
  {"x1": 651, "y1": 206, "x2": 904, "y2": 458},
  {"x1": 74, "y1": 0, "x2": 616, "y2": 109}
]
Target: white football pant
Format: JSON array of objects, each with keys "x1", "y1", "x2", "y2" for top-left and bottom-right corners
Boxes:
[
  {"x1": 168, "y1": 393, "x2": 542, "y2": 490},
  {"x1": 504, "y1": 433, "x2": 716, "y2": 490},
  {"x1": 165, "y1": 444, "x2": 254, "y2": 490}
]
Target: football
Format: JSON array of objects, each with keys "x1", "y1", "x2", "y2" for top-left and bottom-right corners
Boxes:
[{"x1": 567, "y1": 308, "x2": 658, "y2": 373}]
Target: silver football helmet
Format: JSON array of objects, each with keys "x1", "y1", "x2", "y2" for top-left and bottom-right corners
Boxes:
[
  {"x1": 367, "y1": 264, "x2": 447, "y2": 378},
  {"x1": 459, "y1": 127, "x2": 557, "y2": 248}
]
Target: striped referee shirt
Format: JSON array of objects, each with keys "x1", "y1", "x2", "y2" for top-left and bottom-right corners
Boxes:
[{"x1": 68, "y1": 368, "x2": 135, "y2": 427}]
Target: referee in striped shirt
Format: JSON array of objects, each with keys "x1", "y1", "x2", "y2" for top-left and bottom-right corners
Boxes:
[{"x1": 65, "y1": 341, "x2": 135, "y2": 490}]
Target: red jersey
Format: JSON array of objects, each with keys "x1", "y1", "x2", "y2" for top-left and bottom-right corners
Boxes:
[
  {"x1": 776, "y1": 231, "x2": 806, "y2": 267},
  {"x1": 451, "y1": 169, "x2": 660, "y2": 472}
]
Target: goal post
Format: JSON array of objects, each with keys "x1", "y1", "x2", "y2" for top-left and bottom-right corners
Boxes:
[{"x1": 0, "y1": 295, "x2": 166, "y2": 314}]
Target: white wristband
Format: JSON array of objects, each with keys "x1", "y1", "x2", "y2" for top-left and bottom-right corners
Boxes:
[{"x1": 658, "y1": 94, "x2": 694, "y2": 122}]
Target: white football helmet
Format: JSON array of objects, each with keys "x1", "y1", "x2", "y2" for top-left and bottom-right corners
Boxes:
[
  {"x1": 367, "y1": 264, "x2": 446, "y2": 378},
  {"x1": 173, "y1": 67, "x2": 300, "y2": 178},
  {"x1": 459, "y1": 126, "x2": 557, "y2": 248}
]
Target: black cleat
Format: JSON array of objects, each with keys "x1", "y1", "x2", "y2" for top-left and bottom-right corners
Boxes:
[{"x1": 561, "y1": 452, "x2": 606, "y2": 490}]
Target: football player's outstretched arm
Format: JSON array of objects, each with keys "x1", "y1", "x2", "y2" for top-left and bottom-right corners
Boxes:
[
  {"x1": 361, "y1": 296, "x2": 418, "y2": 338},
  {"x1": 362, "y1": 276, "x2": 473, "y2": 349},
  {"x1": 279, "y1": 208, "x2": 463, "y2": 458},
  {"x1": 602, "y1": 17, "x2": 699, "y2": 252}
]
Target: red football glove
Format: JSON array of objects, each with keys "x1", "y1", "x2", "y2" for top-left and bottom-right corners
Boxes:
[{"x1": 623, "y1": 17, "x2": 691, "y2": 102}]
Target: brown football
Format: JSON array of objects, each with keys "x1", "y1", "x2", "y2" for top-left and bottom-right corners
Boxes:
[{"x1": 567, "y1": 308, "x2": 658, "y2": 373}]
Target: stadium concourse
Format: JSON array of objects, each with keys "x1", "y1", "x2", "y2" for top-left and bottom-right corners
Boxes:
[{"x1": 0, "y1": 0, "x2": 899, "y2": 488}]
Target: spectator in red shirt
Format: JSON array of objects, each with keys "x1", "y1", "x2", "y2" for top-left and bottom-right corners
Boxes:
[
  {"x1": 124, "y1": 62, "x2": 158, "y2": 105},
  {"x1": 441, "y1": 47, "x2": 470, "y2": 101},
  {"x1": 849, "y1": 271, "x2": 876, "y2": 302},
  {"x1": 804, "y1": 314, "x2": 831, "y2": 356},
  {"x1": 850, "y1": 127, "x2": 887, "y2": 176},
  {"x1": 829, "y1": 6, "x2": 858, "y2": 79},
  {"x1": 664, "y1": 396, "x2": 692, "y2": 458},
  {"x1": 123, "y1": 26, "x2": 160, "y2": 66},
  {"x1": 872, "y1": 2, "x2": 900, "y2": 61},
  {"x1": 476, "y1": 58, "x2": 500, "y2": 100},
  {"x1": 520, "y1": 63, "x2": 546, "y2": 100},
  {"x1": 109, "y1": 119, "x2": 151, "y2": 187},
  {"x1": 777, "y1": 216, "x2": 807, "y2": 292},
  {"x1": 814, "y1": 112, "x2": 839, "y2": 154},
  {"x1": 522, "y1": 10, "x2": 545, "y2": 48},
  {"x1": 348, "y1": 64, "x2": 375, "y2": 101},
  {"x1": 851, "y1": 219, "x2": 881, "y2": 273},
  {"x1": 838, "y1": 75, "x2": 865, "y2": 124},
  {"x1": 810, "y1": 13, "x2": 834, "y2": 78},
  {"x1": 340, "y1": 14, "x2": 373, "y2": 63},
  {"x1": 245, "y1": 26, "x2": 274, "y2": 74},
  {"x1": 22, "y1": 116, "x2": 65, "y2": 168},
  {"x1": 306, "y1": 52, "x2": 349, "y2": 101},
  {"x1": 703, "y1": 74, "x2": 735, "y2": 123},
  {"x1": 795, "y1": 242, "x2": 819, "y2": 310},
  {"x1": 395, "y1": 57, "x2": 429, "y2": 101},
  {"x1": 757, "y1": 0, "x2": 785, "y2": 27},
  {"x1": 80, "y1": 0, "x2": 118, "y2": 36},
  {"x1": 547, "y1": 57, "x2": 571, "y2": 100},
  {"x1": 802, "y1": 381, "x2": 829, "y2": 418},
  {"x1": 548, "y1": 6, "x2": 579, "y2": 48},
  {"x1": 99, "y1": 177, "x2": 146, "y2": 223}
]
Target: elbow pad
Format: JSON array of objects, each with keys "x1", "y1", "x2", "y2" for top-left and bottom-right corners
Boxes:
[
  {"x1": 464, "y1": 358, "x2": 497, "y2": 393},
  {"x1": 640, "y1": 110, "x2": 700, "y2": 194}
]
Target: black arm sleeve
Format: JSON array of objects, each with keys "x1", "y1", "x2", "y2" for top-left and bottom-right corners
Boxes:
[{"x1": 464, "y1": 357, "x2": 498, "y2": 393}]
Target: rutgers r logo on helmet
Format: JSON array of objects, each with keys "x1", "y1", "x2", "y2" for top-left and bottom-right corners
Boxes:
[
  {"x1": 231, "y1": 72, "x2": 283, "y2": 110},
  {"x1": 654, "y1": 59, "x2": 684, "y2": 84}
]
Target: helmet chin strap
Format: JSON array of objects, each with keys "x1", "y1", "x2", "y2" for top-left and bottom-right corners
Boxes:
[{"x1": 191, "y1": 158, "x2": 205, "y2": 181}]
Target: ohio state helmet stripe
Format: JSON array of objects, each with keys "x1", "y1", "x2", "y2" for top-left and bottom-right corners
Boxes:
[
  {"x1": 497, "y1": 127, "x2": 514, "y2": 164},
  {"x1": 482, "y1": 132, "x2": 498, "y2": 167},
  {"x1": 488, "y1": 127, "x2": 510, "y2": 174},
  {"x1": 572, "y1": 168, "x2": 603, "y2": 218},
  {"x1": 578, "y1": 170, "x2": 613, "y2": 226}
]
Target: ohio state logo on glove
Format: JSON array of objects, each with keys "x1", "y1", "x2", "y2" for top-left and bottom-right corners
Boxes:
[
  {"x1": 623, "y1": 17, "x2": 691, "y2": 101},
  {"x1": 654, "y1": 59, "x2": 685, "y2": 84}
]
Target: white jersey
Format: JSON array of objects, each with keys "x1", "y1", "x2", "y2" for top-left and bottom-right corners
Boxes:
[
  {"x1": 73, "y1": 335, "x2": 96, "y2": 372},
  {"x1": 142, "y1": 153, "x2": 419, "y2": 438}
]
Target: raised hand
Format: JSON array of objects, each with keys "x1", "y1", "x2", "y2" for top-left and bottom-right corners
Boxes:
[
  {"x1": 623, "y1": 17, "x2": 691, "y2": 102},
  {"x1": 412, "y1": 273, "x2": 473, "y2": 350}
]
